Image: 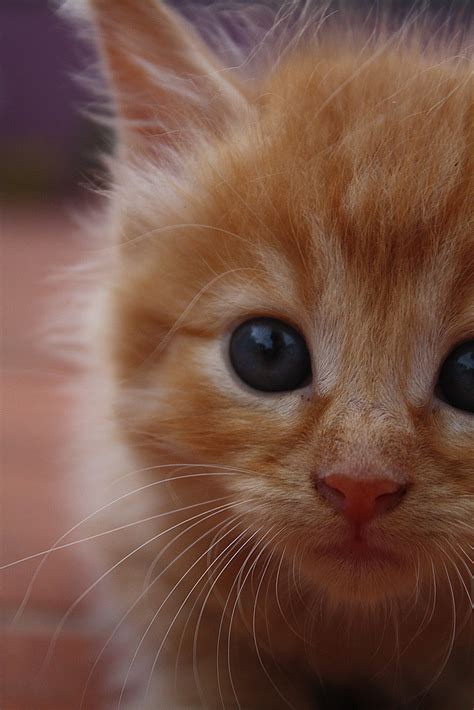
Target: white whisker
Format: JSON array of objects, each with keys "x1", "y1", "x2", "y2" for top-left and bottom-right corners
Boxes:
[
  {"x1": 250, "y1": 527, "x2": 297, "y2": 709},
  {"x1": 217, "y1": 527, "x2": 266, "y2": 708},
  {"x1": 189, "y1": 520, "x2": 257, "y2": 705},
  {"x1": 8, "y1": 489, "x2": 235, "y2": 623},
  {"x1": 80, "y1": 507, "x2": 250, "y2": 709},
  {"x1": 41, "y1": 499, "x2": 248, "y2": 672},
  {"x1": 139, "y1": 517, "x2": 260, "y2": 708}
]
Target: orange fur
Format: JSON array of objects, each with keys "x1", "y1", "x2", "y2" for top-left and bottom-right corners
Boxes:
[{"x1": 72, "y1": 2, "x2": 473, "y2": 707}]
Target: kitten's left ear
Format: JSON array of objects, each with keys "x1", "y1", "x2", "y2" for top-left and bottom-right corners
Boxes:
[{"x1": 79, "y1": 0, "x2": 249, "y2": 152}]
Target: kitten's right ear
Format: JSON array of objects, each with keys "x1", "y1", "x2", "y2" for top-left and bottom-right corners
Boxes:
[{"x1": 70, "y1": 0, "x2": 249, "y2": 154}]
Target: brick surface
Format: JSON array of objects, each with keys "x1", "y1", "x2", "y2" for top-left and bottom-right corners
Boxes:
[
  {"x1": 2, "y1": 630, "x2": 105, "y2": 708},
  {"x1": 1, "y1": 205, "x2": 112, "y2": 709}
]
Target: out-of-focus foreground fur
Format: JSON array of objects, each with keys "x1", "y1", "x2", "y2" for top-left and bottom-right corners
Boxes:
[{"x1": 64, "y1": 1, "x2": 473, "y2": 708}]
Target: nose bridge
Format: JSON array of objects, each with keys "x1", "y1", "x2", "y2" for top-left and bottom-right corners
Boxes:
[
  {"x1": 342, "y1": 348, "x2": 405, "y2": 410},
  {"x1": 334, "y1": 293, "x2": 411, "y2": 404},
  {"x1": 317, "y1": 396, "x2": 414, "y2": 477},
  {"x1": 313, "y1": 297, "x2": 416, "y2": 470}
]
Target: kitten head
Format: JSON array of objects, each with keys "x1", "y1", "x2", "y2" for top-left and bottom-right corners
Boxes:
[{"x1": 83, "y1": 0, "x2": 473, "y2": 606}]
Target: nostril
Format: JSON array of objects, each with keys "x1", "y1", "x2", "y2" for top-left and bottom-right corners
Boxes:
[
  {"x1": 316, "y1": 478, "x2": 346, "y2": 511},
  {"x1": 374, "y1": 483, "x2": 408, "y2": 515}
]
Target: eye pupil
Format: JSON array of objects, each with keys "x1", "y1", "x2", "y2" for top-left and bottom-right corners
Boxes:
[
  {"x1": 229, "y1": 317, "x2": 311, "y2": 393},
  {"x1": 437, "y1": 340, "x2": 474, "y2": 414}
]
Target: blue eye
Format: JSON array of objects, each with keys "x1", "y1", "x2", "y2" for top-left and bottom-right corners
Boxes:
[
  {"x1": 229, "y1": 317, "x2": 312, "y2": 393},
  {"x1": 437, "y1": 340, "x2": 474, "y2": 414}
]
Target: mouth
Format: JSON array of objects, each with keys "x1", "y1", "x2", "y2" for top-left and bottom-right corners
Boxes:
[
  {"x1": 298, "y1": 523, "x2": 418, "y2": 603},
  {"x1": 317, "y1": 528, "x2": 402, "y2": 567},
  {"x1": 305, "y1": 527, "x2": 412, "y2": 603}
]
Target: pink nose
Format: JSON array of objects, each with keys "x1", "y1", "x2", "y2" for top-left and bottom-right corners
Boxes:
[{"x1": 316, "y1": 474, "x2": 407, "y2": 525}]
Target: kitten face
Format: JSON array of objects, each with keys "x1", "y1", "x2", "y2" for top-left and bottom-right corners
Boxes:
[{"x1": 87, "y1": 1, "x2": 473, "y2": 607}]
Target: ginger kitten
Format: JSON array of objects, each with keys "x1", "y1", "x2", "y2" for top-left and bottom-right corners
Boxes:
[{"x1": 68, "y1": 1, "x2": 473, "y2": 708}]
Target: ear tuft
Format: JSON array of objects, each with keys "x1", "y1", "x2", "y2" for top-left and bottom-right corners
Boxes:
[{"x1": 76, "y1": 0, "x2": 249, "y2": 154}]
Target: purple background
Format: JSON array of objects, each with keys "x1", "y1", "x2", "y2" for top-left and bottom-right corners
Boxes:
[
  {"x1": 0, "y1": 0, "x2": 471, "y2": 197},
  {"x1": 0, "y1": 1, "x2": 104, "y2": 196}
]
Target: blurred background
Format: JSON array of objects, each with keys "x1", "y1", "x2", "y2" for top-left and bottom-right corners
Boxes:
[
  {"x1": 1, "y1": 3, "x2": 113, "y2": 708},
  {"x1": 1, "y1": 1, "x2": 472, "y2": 709}
]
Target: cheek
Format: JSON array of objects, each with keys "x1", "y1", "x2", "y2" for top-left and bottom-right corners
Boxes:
[
  {"x1": 118, "y1": 335, "x2": 309, "y2": 469},
  {"x1": 426, "y1": 409, "x2": 474, "y2": 495},
  {"x1": 432, "y1": 407, "x2": 474, "y2": 450}
]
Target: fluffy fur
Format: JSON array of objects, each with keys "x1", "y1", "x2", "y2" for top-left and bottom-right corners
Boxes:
[{"x1": 68, "y1": 2, "x2": 473, "y2": 708}]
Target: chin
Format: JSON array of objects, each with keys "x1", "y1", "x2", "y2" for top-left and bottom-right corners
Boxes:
[{"x1": 302, "y1": 538, "x2": 417, "y2": 608}]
